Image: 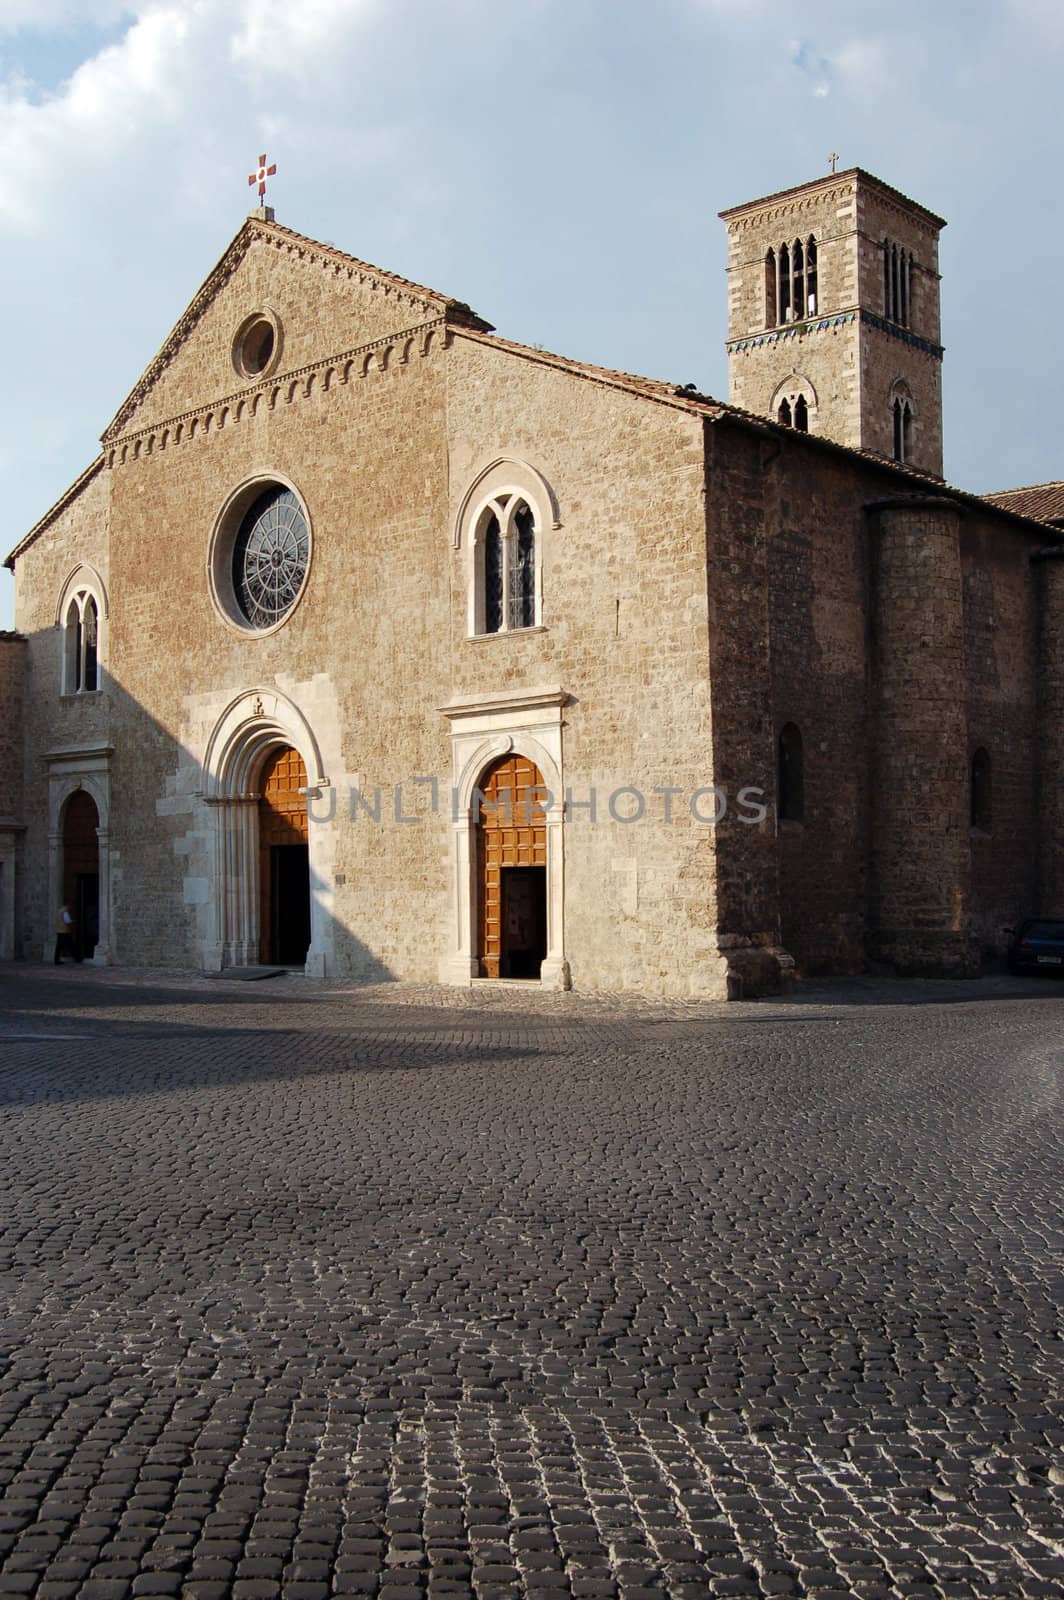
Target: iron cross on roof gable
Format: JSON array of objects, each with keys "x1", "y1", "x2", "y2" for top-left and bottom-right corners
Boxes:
[
  {"x1": 249, "y1": 153, "x2": 277, "y2": 201},
  {"x1": 828, "y1": 151, "x2": 840, "y2": 174}
]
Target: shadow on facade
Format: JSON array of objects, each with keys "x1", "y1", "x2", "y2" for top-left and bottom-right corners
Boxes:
[{"x1": 5, "y1": 622, "x2": 396, "y2": 983}]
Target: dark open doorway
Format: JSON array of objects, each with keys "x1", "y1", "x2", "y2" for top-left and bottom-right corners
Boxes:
[
  {"x1": 500, "y1": 866, "x2": 546, "y2": 979},
  {"x1": 63, "y1": 789, "x2": 99, "y2": 961},
  {"x1": 269, "y1": 843, "x2": 311, "y2": 967},
  {"x1": 75, "y1": 874, "x2": 100, "y2": 962}
]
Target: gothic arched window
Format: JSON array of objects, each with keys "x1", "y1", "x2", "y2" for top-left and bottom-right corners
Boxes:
[
  {"x1": 778, "y1": 723, "x2": 804, "y2": 822},
  {"x1": 62, "y1": 590, "x2": 101, "y2": 694},
  {"x1": 892, "y1": 395, "x2": 914, "y2": 463},
  {"x1": 456, "y1": 459, "x2": 555, "y2": 639},
  {"x1": 773, "y1": 376, "x2": 817, "y2": 435},
  {"x1": 474, "y1": 496, "x2": 540, "y2": 635}
]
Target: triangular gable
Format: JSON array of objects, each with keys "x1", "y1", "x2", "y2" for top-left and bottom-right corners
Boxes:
[{"x1": 103, "y1": 215, "x2": 491, "y2": 442}]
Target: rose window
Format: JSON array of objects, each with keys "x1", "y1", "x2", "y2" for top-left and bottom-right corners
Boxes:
[{"x1": 232, "y1": 487, "x2": 310, "y2": 629}]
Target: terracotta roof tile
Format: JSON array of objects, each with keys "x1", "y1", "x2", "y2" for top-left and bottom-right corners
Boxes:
[{"x1": 982, "y1": 481, "x2": 1064, "y2": 525}]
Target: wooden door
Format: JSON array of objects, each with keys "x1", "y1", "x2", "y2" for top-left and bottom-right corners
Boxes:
[
  {"x1": 476, "y1": 755, "x2": 547, "y2": 978},
  {"x1": 258, "y1": 746, "x2": 309, "y2": 965}
]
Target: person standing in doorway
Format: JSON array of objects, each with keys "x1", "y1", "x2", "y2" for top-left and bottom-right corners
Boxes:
[{"x1": 54, "y1": 902, "x2": 77, "y2": 964}]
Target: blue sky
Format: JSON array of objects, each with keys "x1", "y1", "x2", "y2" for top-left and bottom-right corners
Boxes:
[{"x1": 1, "y1": 0, "x2": 1060, "y2": 631}]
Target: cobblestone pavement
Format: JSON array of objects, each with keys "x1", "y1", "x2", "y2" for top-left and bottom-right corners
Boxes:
[{"x1": 0, "y1": 965, "x2": 1062, "y2": 1600}]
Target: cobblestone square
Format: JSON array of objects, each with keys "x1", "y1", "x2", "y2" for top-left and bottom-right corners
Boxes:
[{"x1": 0, "y1": 966, "x2": 1061, "y2": 1598}]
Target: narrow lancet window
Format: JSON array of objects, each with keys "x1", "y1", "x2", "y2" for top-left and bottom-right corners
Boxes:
[
  {"x1": 806, "y1": 237, "x2": 818, "y2": 314},
  {"x1": 970, "y1": 748, "x2": 992, "y2": 831},
  {"x1": 794, "y1": 395, "x2": 809, "y2": 433},
  {"x1": 779, "y1": 243, "x2": 791, "y2": 322},
  {"x1": 765, "y1": 249, "x2": 777, "y2": 328},
  {"x1": 83, "y1": 596, "x2": 99, "y2": 692},
  {"x1": 511, "y1": 501, "x2": 536, "y2": 629},
  {"x1": 792, "y1": 238, "x2": 805, "y2": 318},
  {"x1": 484, "y1": 515, "x2": 503, "y2": 634},
  {"x1": 778, "y1": 398, "x2": 792, "y2": 427}
]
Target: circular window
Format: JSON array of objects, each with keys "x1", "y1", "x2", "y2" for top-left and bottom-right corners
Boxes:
[
  {"x1": 209, "y1": 478, "x2": 312, "y2": 635},
  {"x1": 232, "y1": 310, "x2": 282, "y2": 381}
]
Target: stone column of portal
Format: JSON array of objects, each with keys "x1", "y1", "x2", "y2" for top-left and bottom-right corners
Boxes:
[
  {"x1": 1035, "y1": 547, "x2": 1064, "y2": 917},
  {"x1": 868, "y1": 497, "x2": 976, "y2": 976}
]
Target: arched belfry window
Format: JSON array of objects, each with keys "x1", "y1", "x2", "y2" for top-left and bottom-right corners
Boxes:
[
  {"x1": 884, "y1": 239, "x2": 915, "y2": 327},
  {"x1": 793, "y1": 395, "x2": 809, "y2": 433},
  {"x1": 57, "y1": 572, "x2": 107, "y2": 695},
  {"x1": 778, "y1": 398, "x2": 792, "y2": 427},
  {"x1": 778, "y1": 723, "x2": 804, "y2": 822},
  {"x1": 766, "y1": 234, "x2": 818, "y2": 327},
  {"x1": 970, "y1": 748, "x2": 992, "y2": 832},
  {"x1": 792, "y1": 238, "x2": 805, "y2": 318},
  {"x1": 456, "y1": 458, "x2": 556, "y2": 638}
]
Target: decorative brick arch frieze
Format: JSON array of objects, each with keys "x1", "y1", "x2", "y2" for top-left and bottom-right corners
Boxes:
[
  {"x1": 200, "y1": 687, "x2": 329, "y2": 974},
  {"x1": 439, "y1": 686, "x2": 570, "y2": 990},
  {"x1": 105, "y1": 319, "x2": 451, "y2": 468}
]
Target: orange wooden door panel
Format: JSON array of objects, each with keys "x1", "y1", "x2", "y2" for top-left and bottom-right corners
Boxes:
[
  {"x1": 258, "y1": 746, "x2": 308, "y2": 961},
  {"x1": 476, "y1": 755, "x2": 547, "y2": 977}
]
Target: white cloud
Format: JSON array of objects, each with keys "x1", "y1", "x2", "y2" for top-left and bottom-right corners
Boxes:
[
  {"x1": 0, "y1": 0, "x2": 384, "y2": 233},
  {"x1": 230, "y1": 0, "x2": 379, "y2": 76},
  {"x1": 829, "y1": 35, "x2": 889, "y2": 91}
]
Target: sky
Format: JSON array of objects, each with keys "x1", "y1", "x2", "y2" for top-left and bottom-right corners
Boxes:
[{"x1": 1, "y1": 0, "x2": 1060, "y2": 631}]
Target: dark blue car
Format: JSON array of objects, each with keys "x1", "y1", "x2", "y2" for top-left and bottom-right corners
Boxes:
[{"x1": 1008, "y1": 919, "x2": 1064, "y2": 975}]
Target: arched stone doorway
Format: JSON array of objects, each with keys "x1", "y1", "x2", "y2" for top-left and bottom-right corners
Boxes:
[
  {"x1": 258, "y1": 745, "x2": 311, "y2": 966},
  {"x1": 62, "y1": 790, "x2": 99, "y2": 961},
  {"x1": 477, "y1": 754, "x2": 548, "y2": 978},
  {"x1": 201, "y1": 687, "x2": 330, "y2": 976},
  {"x1": 439, "y1": 688, "x2": 570, "y2": 990}
]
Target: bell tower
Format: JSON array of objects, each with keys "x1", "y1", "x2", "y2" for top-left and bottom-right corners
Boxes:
[{"x1": 719, "y1": 168, "x2": 946, "y2": 476}]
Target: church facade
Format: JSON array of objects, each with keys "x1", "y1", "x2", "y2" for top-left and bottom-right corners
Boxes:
[{"x1": 3, "y1": 168, "x2": 1063, "y2": 997}]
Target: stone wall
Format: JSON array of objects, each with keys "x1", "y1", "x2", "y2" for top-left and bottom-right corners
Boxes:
[
  {"x1": 0, "y1": 631, "x2": 26, "y2": 959},
  {"x1": 10, "y1": 465, "x2": 110, "y2": 961},
  {"x1": 0, "y1": 633, "x2": 25, "y2": 823},
  {"x1": 1036, "y1": 550, "x2": 1064, "y2": 918},
  {"x1": 711, "y1": 420, "x2": 1048, "y2": 980}
]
